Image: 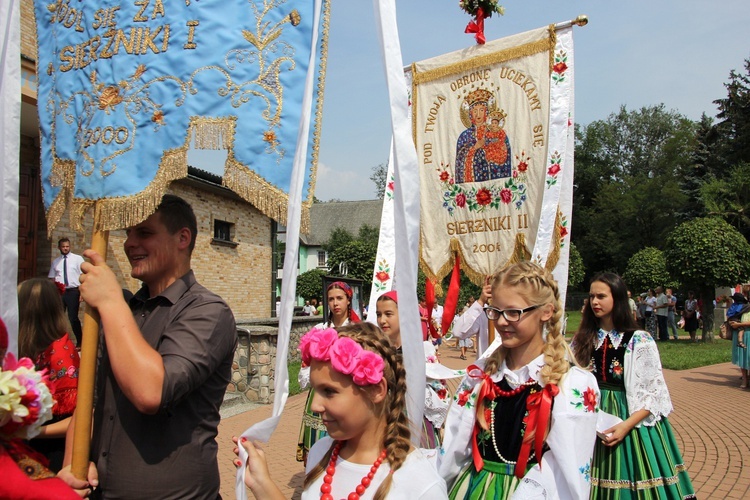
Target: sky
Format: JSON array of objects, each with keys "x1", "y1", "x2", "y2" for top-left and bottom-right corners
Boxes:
[{"x1": 191, "y1": 1, "x2": 750, "y2": 202}]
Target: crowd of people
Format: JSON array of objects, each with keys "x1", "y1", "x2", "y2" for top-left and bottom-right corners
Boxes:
[
  {"x1": 0, "y1": 193, "x2": 709, "y2": 499},
  {"x1": 234, "y1": 262, "x2": 696, "y2": 499}
]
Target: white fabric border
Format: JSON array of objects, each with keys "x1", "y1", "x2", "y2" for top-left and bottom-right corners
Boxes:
[
  {"x1": 551, "y1": 27, "x2": 575, "y2": 306},
  {"x1": 0, "y1": 0, "x2": 20, "y2": 354},
  {"x1": 532, "y1": 27, "x2": 570, "y2": 266},
  {"x1": 235, "y1": 1, "x2": 323, "y2": 497},
  {"x1": 365, "y1": 139, "x2": 396, "y2": 323},
  {"x1": 372, "y1": 0, "x2": 424, "y2": 443}
]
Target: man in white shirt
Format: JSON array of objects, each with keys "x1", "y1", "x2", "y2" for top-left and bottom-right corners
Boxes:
[
  {"x1": 654, "y1": 286, "x2": 670, "y2": 341},
  {"x1": 452, "y1": 277, "x2": 492, "y2": 359},
  {"x1": 666, "y1": 288, "x2": 679, "y2": 340},
  {"x1": 48, "y1": 237, "x2": 84, "y2": 344},
  {"x1": 627, "y1": 290, "x2": 637, "y2": 322}
]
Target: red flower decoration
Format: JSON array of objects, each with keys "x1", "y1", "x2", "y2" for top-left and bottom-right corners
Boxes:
[
  {"x1": 582, "y1": 387, "x2": 597, "y2": 412},
  {"x1": 54, "y1": 281, "x2": 66, "y2": 295},
  {"x1": 517, "y1": 161, "x2": 528, "y2": 172},
  {"x1": 455, "y1": 193, "x2": 467, "y2": 208},
  {"x1": 499, "y1": 188, "x2": 512, "y2": 204},
  {"x1": 476, "y1": 188, "x2": 492, "y2": 206},
  {"x1": 439, "y1": 171, "x2": 450, "y2": 181},
  {"x1": 553, "y1": 62, "x2": 568, "y2": 74},
  {"x1": 548, "y1": 163, "x2": 561, "y2": 176},
  {"x1": 457, "y1": 389, "x2": 471, "y2": 407},
  {"x1": 375, "y1": 271, "x2": 390, "y2": 283},
  {"x1": 387, "y1": 181, "x2": 394, "y2": 191},
  {"x1": 437, "y1": 388, "x2": 447, "y2": 399},
  {"x1": 559, "y1": 225, "x2": 568, "y2": 238}
]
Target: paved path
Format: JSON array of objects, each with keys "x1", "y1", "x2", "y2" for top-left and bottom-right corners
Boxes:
[{"x1": 218, "y1": 344, "x2": 750, "y2": 499}]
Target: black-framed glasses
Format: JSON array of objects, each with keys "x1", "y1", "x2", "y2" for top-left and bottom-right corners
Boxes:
[{"x1": 484, "y1": 304, "x2": 542, "y2": 322}]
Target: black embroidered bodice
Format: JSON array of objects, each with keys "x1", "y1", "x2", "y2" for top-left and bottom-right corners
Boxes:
[{"x1": 592, "y1": 331, "x2": 634, "y2": 388}]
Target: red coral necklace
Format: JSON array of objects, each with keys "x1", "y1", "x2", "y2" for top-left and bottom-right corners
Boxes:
[
  {"x1": 495, "y1": 377, "x2": 537, "y2": 397},
  {"x1": 320, "y1": 441, "x2": 387, "y2": 500}
]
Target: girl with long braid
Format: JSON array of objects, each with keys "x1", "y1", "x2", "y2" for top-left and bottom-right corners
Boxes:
[
  {"x1": 572, "y1": 272, "x2": 696, "y2": 499},
  {"x1": 236, "y1": 323, "x2": 448, "y2": 499},
  {"x1": 440, "y1": 261, "x2": 600, "y2": 499},
  {"x1": 297, "y1": 281, "x2": 361, "y2": 464}
]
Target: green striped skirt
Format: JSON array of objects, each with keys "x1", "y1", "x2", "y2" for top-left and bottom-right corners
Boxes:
[
  {"x1": 449, "y1": 460, "x2": 530, "y2": 500},
  {"x1": 592, "y1": 384, "x2": 696, "y2": 499},
  {"x1": 296, "y1": 389, "x2": 327, "y2": 464}
]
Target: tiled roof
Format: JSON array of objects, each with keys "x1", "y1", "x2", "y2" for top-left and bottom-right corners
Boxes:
[{"x1": 302, "y1": 200, "x2": 383, "y2": 246}]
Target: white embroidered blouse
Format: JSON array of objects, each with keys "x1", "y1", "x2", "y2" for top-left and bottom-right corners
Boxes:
[{"x1": 438, "y1": 354, "x2": 600, "y2": 499}]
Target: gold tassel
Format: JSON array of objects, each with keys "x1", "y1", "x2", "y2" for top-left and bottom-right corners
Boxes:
[{"x1": 545, "y1": 209, "x2": 562, "y2": 272}]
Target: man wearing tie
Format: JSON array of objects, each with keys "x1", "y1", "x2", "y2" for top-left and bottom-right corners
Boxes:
[{"x1": 48, "y1": 237, "x2": 84, "y2": 345}]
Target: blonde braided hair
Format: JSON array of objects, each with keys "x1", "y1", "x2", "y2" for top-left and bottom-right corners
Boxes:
[
  {"x1": 303, "y1": 323, "x2": 411, "y2": 500},
  {"x1": 478, "y1": 261, "x2": 571, "y2": 430}
]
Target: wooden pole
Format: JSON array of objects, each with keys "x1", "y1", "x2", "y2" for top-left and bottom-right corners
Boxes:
[{"x1": 71, "y1": 228, "x2": 109, "y2": 480}]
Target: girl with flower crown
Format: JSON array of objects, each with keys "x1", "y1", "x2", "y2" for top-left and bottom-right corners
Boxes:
[
  {"x1": 572, "y1": 272, "x2": 696, "y2": 499},
  {"x1": 376, "y1": 290, "x2": 451, "y2": 449},
  {"x1": 297, "y1": 281, "x2": 361, "y2": 464},
  {"x1": 17, "y1": 278, "x2": 80, "y2": 472},
  {"x1": 236, "y1": 323, "x2": 447, "y2": 499},
  {"x1": 439, "y1": 261, "x2": 600, "y2": 499}
]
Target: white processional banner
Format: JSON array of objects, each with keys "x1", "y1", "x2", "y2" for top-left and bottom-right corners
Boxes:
[{"x1": 413, "y1": 26, "x2": 573, "y2": 284}]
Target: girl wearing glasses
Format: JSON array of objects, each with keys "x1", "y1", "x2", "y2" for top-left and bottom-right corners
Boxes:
[
  {"x1": 572, "y1": 273, "x2": 696, "y2": 499},
  {"x1": 439, "y1": 261, "x2": 600, "y2": 499}
]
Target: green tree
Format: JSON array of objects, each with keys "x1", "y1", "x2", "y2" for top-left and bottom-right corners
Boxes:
[
  {"x1": 678, "y1": 114, "x2": 717, "y2": 221},
  {"x1": 623, "y1": 247, "x2": 675, "y2": 293},
  {"x1": 664, "y1": 217, "x2": 750, "y2": 340},
  {"x1": 714, "y1": 57, "x2": 750, "y2": 168},
  {"x1": 567, "y1": 242, "x2": 585, "y2": 290},
  {"x1": 357, "y1": 223, "x2": 380, "y2": 247},
  {"x1": 323, "y1": 227, "x2": 353, "y2": 253},
  {"x1": 700, "y1": 162, "x2": 750, "y2": 239},
  {"x1": 370, "y1": 162, "x2": 388, "y2": 199},
  {"x1": 572, "y1": 105, "x2": 696, "y2": 278},
  {"x1": 296, "y1": 269, "x2": 326, "y2": 301},
  {"x1": 326, "y1": 239, "x2": 378, "y2": 287}
]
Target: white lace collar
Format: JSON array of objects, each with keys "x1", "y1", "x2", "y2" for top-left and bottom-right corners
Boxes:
[
  {"x1": 595, "y1": 328, "x2": 623, "y2": 350},
  {"x1": 497, "y1": 354, "x2": 545, "y2": 386}
]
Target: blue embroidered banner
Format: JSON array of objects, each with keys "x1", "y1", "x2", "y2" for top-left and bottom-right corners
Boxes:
[{"x1": 35, "y1": 0, "x2": 328, "y2": 232}]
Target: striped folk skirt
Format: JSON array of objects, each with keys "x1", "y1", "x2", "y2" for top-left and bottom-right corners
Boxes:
[
  {"x1": 592, "y1": 384, "x2": 696, "y2": 499},
  {"x1": 296, "y1": 389, "x2": 327, "y2": 464},
  {"x1": 449, "y1": 460, "x2": 530, "y2": 500}
]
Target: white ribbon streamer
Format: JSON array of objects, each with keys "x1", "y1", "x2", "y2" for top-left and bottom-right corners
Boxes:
[{"x1": 235, "y1": 1, "x2": 323, "y2": 498}]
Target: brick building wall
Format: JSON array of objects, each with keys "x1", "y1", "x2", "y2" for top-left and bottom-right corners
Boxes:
[{"x1": 20, "y1": 0, "x2": 36, "y2": 60}]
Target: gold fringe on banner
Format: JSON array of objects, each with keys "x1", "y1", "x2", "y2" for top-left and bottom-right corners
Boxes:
[
  {"x1": 304, "y1": 0, "x2": 330, "y2": 207},
  {"x1": 545, "y1": 209, "x2": 563, "y2": 272},
  {"x1": 223, "y1": 156, "x2": 310, "y2": 234},
  {"x1": 79, "y1": 148, "x2": 188, "y2": 232},
  {"x1": 412, "y1": 35, "x2": 555, "y2": 86},
  {"x1": 45, "y1": 158, "x2": 76, "y2": 237},
  {"x1": 419, "y1": 234, "x2": 531, "y2": 289},
  {"x1": 191, "y1": 116, "x2": 236, "y2": 150}
]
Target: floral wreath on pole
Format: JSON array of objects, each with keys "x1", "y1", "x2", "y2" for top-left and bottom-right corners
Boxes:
[{"x1": 460, "y1": 1, "x2": 505, "y2": 44}]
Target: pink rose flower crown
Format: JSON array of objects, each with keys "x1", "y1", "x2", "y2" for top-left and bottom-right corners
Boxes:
[{"x1": 299, "y1": 328, "x2": 385, "y2": 386}]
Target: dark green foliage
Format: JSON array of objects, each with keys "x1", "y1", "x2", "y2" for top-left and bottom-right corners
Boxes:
[
  {"x1": 623, "y1": 247, "x2": 676, "y2": 292},
  {"x1": 323, "y1": 227, "x2": 353, "y2": 253},
  {"x1": 665, "y1": 217, "x2": 750, "y2": 340},
  {"x1": 296, "y1": 269, "x2": 326, "y2": 301},
  {"x1": 370, "y1": 162, "x2": 388, "y2": 199},
  {"x1": 326, "y1": 239, "x2": 378, "y2": 287},
  {"x1": 571, "y1": 105, "x2": 696, "y2": 279},
  {"x1": 567, "y1": 242, "x2": 585, "y2": 290}
]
